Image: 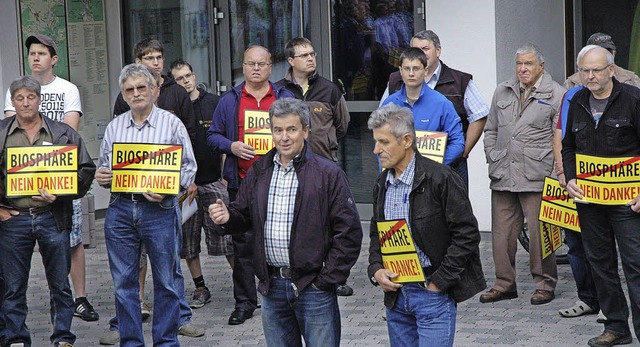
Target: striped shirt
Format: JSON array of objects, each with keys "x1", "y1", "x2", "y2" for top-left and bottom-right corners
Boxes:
[
  {"x1": 384, "y1": 154, "x2": 431, "y2": 268},
  {"x1": 97, "y1": 105, "x2": 197, "y2": 189},
  {"x1": 427, "y1": 63, "x2": 489, "y2": 123},
  {"x1": 263, "y1": 153, "x2": 298, "y2": 267}
]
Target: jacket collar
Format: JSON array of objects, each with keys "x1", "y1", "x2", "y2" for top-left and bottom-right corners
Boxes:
[{"x1": 284, "y1": 67, "x2": 319, "y2": 86}]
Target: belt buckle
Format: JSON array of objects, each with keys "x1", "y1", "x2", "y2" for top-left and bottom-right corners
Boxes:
[
  {"x1": 28, "y1": 207, "x2": 43, "y2": 215},
  {"x1": 279, "y1": 267, "x2": 292, "y2": 278}
]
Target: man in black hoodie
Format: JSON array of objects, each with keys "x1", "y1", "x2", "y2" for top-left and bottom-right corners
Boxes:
[{"x1": 169, "y1": 59, "x2": 233, "y2": 309}]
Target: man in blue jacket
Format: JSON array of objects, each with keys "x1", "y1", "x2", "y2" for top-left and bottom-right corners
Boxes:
[
  {"x1": 209, "y1": 98, "x2": 362, "y2": 346},
  {"x1": 207, "y1": 45, "x2": 294, "y2": 325},
  {"x1": 381, "y1": 47, "x2": 464, "y2": 166}
]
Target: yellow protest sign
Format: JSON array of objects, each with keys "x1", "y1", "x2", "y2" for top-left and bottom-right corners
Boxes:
[
  {"x1": 5, "y1": 146, "x2": 79, "y2": 197},
  {"x1": 377, "y1": 219, "x2": 425, "y2": 283},
  {"x1": 244, "y1": 110, "x2": 273, "y2": 155},
  {"x1": 415, "y1": 131, "x2": 447, "y2": 164},
  {"x1": 111, "y1": 143, "x2": 182, "y2": 195},
  {"x1": 540, "y1": 222, "x2": 563, "y2": 259},
  {"x1": 575, "y1": 154, "x2": 640, "y2": 205},
  {"x1": 539, "y1": 176, "x2": 580, "y2": 232}
]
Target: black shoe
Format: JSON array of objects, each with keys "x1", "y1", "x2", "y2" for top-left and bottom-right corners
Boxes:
[
  {"x1": 336, "y1": 284, "x2": 354, "y2": 296},
  {"x1": 228, "y1": 308, "x2": 253, "y2": 325},
  {"x1": 587, "y1": 331, "x2": 632, "y2": 346},
  {"x1": 74, "y1": 297, "x2": 99, "y2": 321}
]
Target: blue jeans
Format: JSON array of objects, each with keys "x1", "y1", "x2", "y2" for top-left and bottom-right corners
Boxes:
[
  {"x1": 0, "y1": 211, "x2": 75, "y2": 346},
  {"x1": 104, "y1": 195, "x2": 182, "y2": 346},
  {"x1": 451, "y1": 157, "x2": 468, "y2": 190},
  {"x1": 577, "y1": 203, "x2": 640, "y2": 338},
  {"x1": 386, "y1": 283, "x2": 456, "y2": 347},
  {"x1": 564, "y1": 229, "x2": 599, "y2": 310},
  {"x1": 261, "y1": 278, "x2": 341, "y2": 347}
]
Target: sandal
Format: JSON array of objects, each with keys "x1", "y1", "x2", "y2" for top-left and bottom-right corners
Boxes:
[{"x1": 559, "y1": 300, "x2": 597, "y2": 317}]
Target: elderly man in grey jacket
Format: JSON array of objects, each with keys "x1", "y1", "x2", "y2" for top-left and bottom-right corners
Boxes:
[{"x1": 480, "y1": 44, "x2": 564, "y2": 306}]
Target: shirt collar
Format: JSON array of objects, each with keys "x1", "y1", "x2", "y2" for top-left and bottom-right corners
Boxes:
[
  {"x1": 125, "y1": 105, "x2": 157, "y2": 129},
  {"x1": 427, "y1": 61, "x2": 442, "y2": 86},
  {"x1": 273, "y1": 152, "x2": 297, "y2": 171},
  {"x1": 519, "y1": 72, "x2": 544, "y2": 91},
  {"x1": 8, "y1": 114, "x2": 50, "y2": 136},
  {"x1": 385, "y1": 153, "x2": 416, "y2": 188}
]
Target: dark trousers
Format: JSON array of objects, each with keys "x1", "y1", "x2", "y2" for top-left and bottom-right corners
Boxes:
[
  {"x1": 577, "y1": 203, "x2": 640, "y2": 338},
  {"x1": 228, "y1": 187, "x2": 258, "y2": 311}
]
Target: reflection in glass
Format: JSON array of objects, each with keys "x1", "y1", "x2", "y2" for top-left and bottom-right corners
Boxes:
[
  {"x1": 331, "y1": 0, "x2": 413, "y2": 101},
  {"x1": 229, "y1": 1, "x2": 303, "y2": 86}
]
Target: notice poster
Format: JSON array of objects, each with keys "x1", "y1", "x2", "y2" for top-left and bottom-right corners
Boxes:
[
  {"x1": 414, "y1": 131, "x2": 447, "y2": 164},
  {"x1": 110, "y1": 143, "x2": 182, "y2": 195},
  {"x1": 575, "y1": 154, "x2": 640, "y2": 205},
  {"x1": 377, "y1": 219, "x2": 425, "y2": 283},
  {"x1": 244, "y1": 110, "x2": 273, "y2": 155},
  {"x1": 540, "y1": 221, "x2": 563, "y2": 259},
  {"x1": 5, "y1": 146, "x2": 78, "y2": 197},
  {"x1": 539, "y1": 176, "x2": 580, "y2": 232}
]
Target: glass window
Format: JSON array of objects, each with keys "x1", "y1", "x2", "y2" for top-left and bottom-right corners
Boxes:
[
  {"x1": 228, "y1": 1, "x2": 303, "y2": 85},
  {"x1": 122, "y1": 1, "x2": 212, "y2": 90},
  {"x1": 331, "y1": 0, "x2": 414, "y2": 101}
]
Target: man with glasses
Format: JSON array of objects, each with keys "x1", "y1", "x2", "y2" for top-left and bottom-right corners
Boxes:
[
  {"x1": 168, "y1": 58, "x2": 234, "y2": 309},
  {"x1": 553, "y1": 33, "x2": 640, "y2": 324},
  {"x1": 381, "y1": 30, "x2": 489, "y2": 187},
  {"x1": 96, "y1": 63, "x2": 197, "y2": 346},
  {"x1": 562, "y1": 45, "x2": 640, "y2": 347},
  {"x1": 380, "y1": 47, "x2": 464, "y2": 166},
  {"x1": 208, "y1": 45, "x2": 294, "y2": 325},
  {"x1": 100, "y1": 39, "x2": 203, "y2": 345}
]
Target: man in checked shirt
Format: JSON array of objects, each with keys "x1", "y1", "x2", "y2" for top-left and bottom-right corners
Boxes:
[{"x1": 209, "y1": 98, "x2": 362, "y2": 347}]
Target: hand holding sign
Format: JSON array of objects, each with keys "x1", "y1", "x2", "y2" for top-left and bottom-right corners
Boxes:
[
  {"x1": 373, "y1": 268, "x2": 403, "y2": 292},
  {"x1": 626, "y1": 194, "x2": 640, "y2": 213},
  {"x1": 142, "y1": 190, "x2": 165, "y2": 203},
  {"x1": 566, "y1": 179, "x2": 584, "y2": 200},
  {"x1": 209, "y1": 198, "x2": 229, "y2": 224},
  {"x1": 32, "y1": 188, "x2": 57, "y2": 204},
  {"x1": 95, "y1": 167, "x2": 112, "y2": 186},
  {"x1": 231, "y1": 141, "x2": 256, "y2": 161}
]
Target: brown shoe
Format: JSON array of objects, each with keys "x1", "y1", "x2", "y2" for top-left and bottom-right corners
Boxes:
[
  {"x1": 530, "y1": 289, "x2": 554, "y2": 305},
  {"x1": 587, "y1": 331, "x2": 632, "y2": 346},
  {"x1": 479, "y1": 288, "x2": 518, "y2": 303}
]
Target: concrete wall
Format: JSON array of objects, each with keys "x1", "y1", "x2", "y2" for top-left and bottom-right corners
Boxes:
[
  {"x1": 426, "y1": 0, "x2": 497, "y2": 231},
  {"x1": 495, "y1": 0, "x2": 566, "y2": 83},
  {"x1": 0, "y1": 2, "x2": 21, "y2": 94}
]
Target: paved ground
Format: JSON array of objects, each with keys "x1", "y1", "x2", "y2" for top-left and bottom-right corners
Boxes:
[{"x1": 22, "y1": 220, "x2": 639, "y2": 346}]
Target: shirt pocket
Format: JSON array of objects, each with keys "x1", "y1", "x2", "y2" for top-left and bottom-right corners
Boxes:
[
  {"x1": 571, "y1": 121, "x2": 589, "y2": 149},
  {"x1": 523, "y1": 147, "x2": 553, "y2": 181},
  {"x1": 602, "y1": 118, "x2": 635, "y2": 148}
]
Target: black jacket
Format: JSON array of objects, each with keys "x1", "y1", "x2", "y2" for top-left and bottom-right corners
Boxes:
[
  {"x1": 113, "y1": 75, "x2": 196, "y2": 142},
  {"x1": 192, "y1": 88, "x2": 222, "y2": 184},
  {"x1": 0, "y1": 115, "x2": 96, "y2": 231},
  {"x1": 368, "y1": 154, "x2": 485, "y2": 306},
  {"x1": 276, "y1": 70, "x2": 349, "y2": 161},
  {"x1": 562, "y1": 78, "x2": 640, "y2": 181},
  {"x1": 223, "y1": 143, "x2": 362, "y2": 295}
]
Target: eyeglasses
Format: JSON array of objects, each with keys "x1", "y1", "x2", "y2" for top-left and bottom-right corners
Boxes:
[
  {"x1": 123, "y1": 84, "x2": 151, "y2": 94},
  {"x1": 141, "y1": 55, "x2": 163, "y2": 62},
  {"x1": 243, "y1": 61, "x2": 272, "y2": 69},
  {"x1": 174, "y1": 72, "x2": 194, "y2": 83},
  {"x1": 293, "y1": 51, "x2": 316, "y2": 59},
  {"x1": 578, "y1": 64, "x2": 611, "y2": 75}
]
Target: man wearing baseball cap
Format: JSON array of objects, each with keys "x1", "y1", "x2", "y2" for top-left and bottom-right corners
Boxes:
[
  {"x1": 3, "y1": 34, "x2": 99, "y2": 323},
  {"x1": 564, "y1": 32, "x2": 640, "y2": 89}
]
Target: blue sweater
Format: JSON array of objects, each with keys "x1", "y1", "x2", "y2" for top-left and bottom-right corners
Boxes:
[{"x1": 382, "y1": 82, "x2": 464, "y2": 165}]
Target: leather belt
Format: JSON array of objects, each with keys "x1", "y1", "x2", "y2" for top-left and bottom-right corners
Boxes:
[
  {"x1": 12, "y1": 205, "x2": 52, "y2": 215},
  {"x1": 269, "y1": 266, "x2": 293, "y2": 279},
  {"x1": 118, "y1": 193, "x2": 147, "y2": 202}
]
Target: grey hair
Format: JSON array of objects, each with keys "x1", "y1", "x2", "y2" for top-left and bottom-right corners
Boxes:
[
  {"x1": 412, "y1": 30, "x2": 441, "y2": 49},
  {"x1": 269, "y1": 98, "x2": 311, "y2": 128},
  {"x1": 118, "y1": 63, "x2": 155, "y2": 91},
  {"x1": 515, "y1": 43, "x2": 545, "y2": 64},
  {"x1": 577, "y1": 44, "x2": 614, "y2": 67},
  {"x1": 10, "y1": 75, "x2": 41, "y2": 98},
  {"x1": 368, "y1": 104, "x2": 416, "y2": 143}
]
